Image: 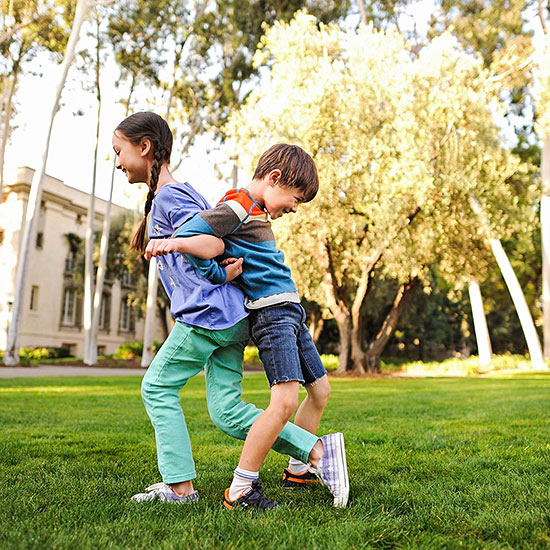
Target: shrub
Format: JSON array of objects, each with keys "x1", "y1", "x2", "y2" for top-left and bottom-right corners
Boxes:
[
  {"x1": 244, "y1": 345, "x2": 262, "y2": 367},
  {"x1": 19, "y1": 346, "x2": 72, "y2": 361},
  {"x1": 114, "y1": 340, "x2": 161, "y2": 360},
  {"x1": 320, "y1": 354, "x2": 339, "y2": 372}
]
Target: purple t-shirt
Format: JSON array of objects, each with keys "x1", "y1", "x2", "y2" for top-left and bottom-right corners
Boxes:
[{"x1": 148, "y1": 182, "x2": 247, "y2": 330}]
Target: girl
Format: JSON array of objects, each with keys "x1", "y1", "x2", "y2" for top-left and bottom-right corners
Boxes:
[{"x1": 113, "y1": 112, "x2": 325, "y2": 507}]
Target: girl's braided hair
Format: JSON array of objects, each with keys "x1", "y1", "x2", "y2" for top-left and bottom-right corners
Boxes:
[{"x1": 115, "y1": 112, "x2": 173, "y2": 253}]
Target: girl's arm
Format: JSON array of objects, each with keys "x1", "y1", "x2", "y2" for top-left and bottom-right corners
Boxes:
[{"x1": 144, "y1": 235, "x2": 224, "y2": 261}]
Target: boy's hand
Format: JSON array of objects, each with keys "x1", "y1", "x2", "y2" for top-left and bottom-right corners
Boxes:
[
  {"x1": 223, "y1": 257, "x2": 244, "y2": 281},
  {"x1": 145, "y1": 238, "x2": 184, "y2": 261}
]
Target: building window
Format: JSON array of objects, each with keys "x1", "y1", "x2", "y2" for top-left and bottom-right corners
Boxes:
[
  {"x1": 122, "y1": 269, "x2": 133, "y2": 287},
  {"x1": 98, "y1": 293, "x2": 111, "y2": 330},
  {"x1": 36, "y1": 232, "x2": 44, "y2": 249},
  {"x1": 61, "y1": 343, "x2": 76, "y2": 356},
  {"x1": 97, "y1": 345, "x2": 106, "y2": 356},
  {"x1": 30, "y1": 285, "x2": 39, "y2": 311},
  {"x1": 62, "y1": 288, "x2": 76, "y2": 325},
  {"x1": 119, "y1": 297, "x2": 133, "y2": 332},
  {"x1": 65, "y1": 251, "x2": 77, "y2": 273}
]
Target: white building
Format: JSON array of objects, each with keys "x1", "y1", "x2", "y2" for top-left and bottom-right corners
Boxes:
[{"x1": 0, "y1": 167, "x2": 164, "y2": 357}]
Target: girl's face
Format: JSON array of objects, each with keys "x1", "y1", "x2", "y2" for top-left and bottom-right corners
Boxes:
[{"x1": 112, "y1": 131, "x2": 151, "y2": 184}]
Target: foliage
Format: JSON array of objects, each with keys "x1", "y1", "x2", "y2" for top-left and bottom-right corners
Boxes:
[
  {"x1": 533, "y1": 35, "x2": 550, "y2": 138},
  {"x1": 113, "y1": 340, "x2": 161, "y2": 360},
  {"x1": 320, "y1": 353, "x2": 339, "y2": 371},
  {"x1": 19, "y1": 345, "x2": 71, "y2": 360},
  {"x1": 243, "y1": 345, "x2": 261, "y2": 367},
  {"x1": 227, "y1": 13, "x2": 531, "y2": 371}
]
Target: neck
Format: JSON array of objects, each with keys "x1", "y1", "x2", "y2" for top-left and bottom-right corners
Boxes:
[
  {"x1": 153, "y1": 164, "x2": 177, "y2": 192},
  {"x1": 246, "y1": 179, "x2": 266, "y2": 206}
]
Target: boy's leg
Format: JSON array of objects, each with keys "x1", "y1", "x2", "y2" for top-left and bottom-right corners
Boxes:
[
  {"x1": 140, "y1": 322, "x2": 216, "y2": 491},
  {"x1": 203, "y1": 318, "x2": 319, "y2": 464},
  {"x1": 286, "y1": 319, "x2": 331, "y2": 476},
  {"x1": 293, "y1": 375, "x2": 331, "y2": 433}
]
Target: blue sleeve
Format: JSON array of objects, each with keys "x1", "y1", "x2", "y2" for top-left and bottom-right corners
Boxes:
[
  {"x1": 175, "y1": 213, "x2": 228, "y2": 285},
  {"x1": 184, "y1": 254, "x2": 227, "y2": 285},
  {"x1": 164, "y1": 186, "x2": 204, "y2": 231}
]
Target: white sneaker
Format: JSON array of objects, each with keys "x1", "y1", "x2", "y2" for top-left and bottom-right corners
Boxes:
[
  {"x1": 313, "y1": 432, "x2": 349, "y2": 507},
  {"x1": 131, "y1": 482, "x2": 199, "y2": 503}
]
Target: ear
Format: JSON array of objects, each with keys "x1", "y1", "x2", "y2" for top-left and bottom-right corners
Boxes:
[
  {"x1": 140, "y1": 138, "x2": 153, "y2": 158},
  {"x1": 268, "y1": 169, "x2": 282, "y2": 186}
]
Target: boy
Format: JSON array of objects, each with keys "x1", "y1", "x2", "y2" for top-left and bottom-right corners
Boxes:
[{"x1": 146, "y1": 144, "x2": 349, "y2": 508}]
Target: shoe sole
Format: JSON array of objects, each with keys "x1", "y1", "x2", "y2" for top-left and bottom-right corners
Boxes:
[{"x1": 332, "y1": 432, "x2": 349, "y2": 508}]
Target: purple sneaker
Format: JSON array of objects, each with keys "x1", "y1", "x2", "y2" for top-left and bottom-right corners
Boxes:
[
  {"x1": 314, "y1": 432, "x2": 349, "y2": 507},
  {"x1": 131, "y1": 482, "x2": 199, "y2": 504}
]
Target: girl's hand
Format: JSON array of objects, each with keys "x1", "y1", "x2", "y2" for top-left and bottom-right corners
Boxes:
[
  {"x1": 144, "y1": 238, "x2": 183, "y2": 260},
  {"x1": 223, "y1": 257, "x2": 244, "y2": 281}
]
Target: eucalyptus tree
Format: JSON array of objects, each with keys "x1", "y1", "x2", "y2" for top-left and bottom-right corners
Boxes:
[
  {"x1": 227, "y1": 13, "x2": 530, "y2": 372},
  {"x1": 535, "y1": 1, "x2": 550, "y2": 357},
  {"x1": 0, "y1": 0, "x2": 71, "y2": 196},
  {"x1": 3, "y1": 0, "x2": 93, "y2": 366},
  {"x1": 139, "y1": 0, "x2": 350, "y2": 364}
]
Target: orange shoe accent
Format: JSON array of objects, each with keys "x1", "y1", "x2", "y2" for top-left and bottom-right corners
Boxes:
[
  {"x1": 282, "y1": 468, "x2": 319, "y2": 487},
  {"x1": 222, "y1": 488, "x2": 236, "y2": 510}
]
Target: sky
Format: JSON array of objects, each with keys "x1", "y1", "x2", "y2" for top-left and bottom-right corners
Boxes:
[{"x1": 3, "y1": 1, "x2": 546, "y2": 213}]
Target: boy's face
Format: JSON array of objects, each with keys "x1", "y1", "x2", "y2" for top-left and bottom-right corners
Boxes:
[
  {"x1": 263, "y1": 170, "x2": 307, "y2": 219},
  {"x1": 112, "y1": 131, "x2": 151, "y2": 184},
  {"x1": 264, "y1": 183, "x2": 306, "y2": 219}
]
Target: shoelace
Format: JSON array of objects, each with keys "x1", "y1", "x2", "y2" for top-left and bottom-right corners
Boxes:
[
  {"x1": 245, "y1": 481, "x2": 277, "y2": 509},
  {"x1": 145, "y1": 482, "x2": 169, "y2": 493}
]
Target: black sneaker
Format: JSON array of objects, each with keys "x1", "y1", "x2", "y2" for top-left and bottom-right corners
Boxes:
[
  {"x1": 222, "y1": 480, "x2": 279, "y2": 511},
  {"x1": 282, "y1": 468, "x2": 319, "y2": 488}
]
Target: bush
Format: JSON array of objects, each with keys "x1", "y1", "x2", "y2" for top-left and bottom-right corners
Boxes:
[
  {"x1": 114, "y1": 340, "x2": 161, "y2": 360},
  {"x1": 320, "y1": 354, "x2": 339, "y2": 372},
  {"x1": 19, "y1": 346, "x2": 72, "y2": 361},
  {"x1": 244, "y1": 345, "x2": 262, "y2": 367}
]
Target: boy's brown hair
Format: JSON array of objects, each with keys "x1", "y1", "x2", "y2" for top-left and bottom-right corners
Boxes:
[{"x1": 253, "y1": 143, "x2": 319, "y2": 202}]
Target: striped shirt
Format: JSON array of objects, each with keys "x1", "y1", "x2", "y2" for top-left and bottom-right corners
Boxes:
[{"x1": 175, "y1": 188, "x2": 300, "y2": 309}]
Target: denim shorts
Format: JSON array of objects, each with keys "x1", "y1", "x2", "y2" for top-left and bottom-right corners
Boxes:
[{"x1": 249, "y1": 302, "x2": 327, "y2": 387}]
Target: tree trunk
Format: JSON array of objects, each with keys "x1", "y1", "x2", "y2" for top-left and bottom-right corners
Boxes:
[
  {"x1": 157, "y1": 302, "x2": 169, "y2": 341},
  {"x1": 334, "y1": 313, "x2": 353, "y2": 374},
  {"x1": 490, "y1": 238, "x2": 547, "y2": 370},
  {"x1": 357, "y1": 0, "x2": 367, "y2": 26},
  {"x1": 364, "y1": 278, "x2": 420, "y2": 373},
  {"x1": 84, "y1": 15, "x2": 102, "y2": 365},
  {"x1": 468, "y1": 280, "x2": 492, "y2": 367},
  {"x1": 3, "y1": 0, "x2": 91, "y2": 366},
  {"x1": 141, "y1": 260, "x2": 158, "y2": 367},
  {"x1": 0, "y1": 63, "x2": 19, "y2": 197},
  {"x1": 541, "y1": 136, "x2": 550, "y2": 359},
  {"x1": 89, "y1": 77, "x2": 136, "y2": 364},
  {"x1": 470, "y1": 195, "x2": 546, "y2": 370}
]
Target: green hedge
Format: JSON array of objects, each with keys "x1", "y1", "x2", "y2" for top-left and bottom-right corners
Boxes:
[
  {"x1": 19, "y1": 346, "x2": 72, "y2": 360},
  {"x1": 113, "y1": 341, "x2": 162, "y2": 360}
]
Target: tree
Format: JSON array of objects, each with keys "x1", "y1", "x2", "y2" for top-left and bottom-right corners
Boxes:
[
  {"x1": 0, "y1": 0, "x2": 72, "y2": 197},
  {"x1": 535, "y1": 2, "x2": 550, "y2": 357},
  {"x1": 227, "y1": 13, "x2": 530, "y2": 372},
  {"x1": 3, "y1": 0, "x2": 92, "y2": 366}
]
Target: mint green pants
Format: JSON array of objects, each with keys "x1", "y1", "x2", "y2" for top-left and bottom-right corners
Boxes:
[{"x1": 141, "y1": 318, "x2": 319, "y2": 484}]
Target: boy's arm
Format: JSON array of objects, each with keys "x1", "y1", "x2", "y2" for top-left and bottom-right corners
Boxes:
[
  {"x1": 144, "y1": 235, "x2": 224, "y2": 261},
  {"x1": 174, "y1": 208, "x2": 245, "y2": 284}
]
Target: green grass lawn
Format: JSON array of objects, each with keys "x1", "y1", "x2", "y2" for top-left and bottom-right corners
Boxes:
[{"x1": 1, "y1": 373, "x2": 550, "y2": 550}]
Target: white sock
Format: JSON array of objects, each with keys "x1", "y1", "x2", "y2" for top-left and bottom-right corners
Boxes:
[
  {"x1": 288, "y1": 457, "x2": 309, "y2": 475},
  {"x1": 228, "y1": 467, "x2": 259, "y2": 501}
]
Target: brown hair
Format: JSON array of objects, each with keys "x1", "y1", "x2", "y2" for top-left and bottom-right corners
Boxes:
[
  {"x1": 115, "y1": 112, "x2": 173, "y2": 253},
  {"x1": 252, "y1": 143, "x2": 319, "y2": 202}
]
